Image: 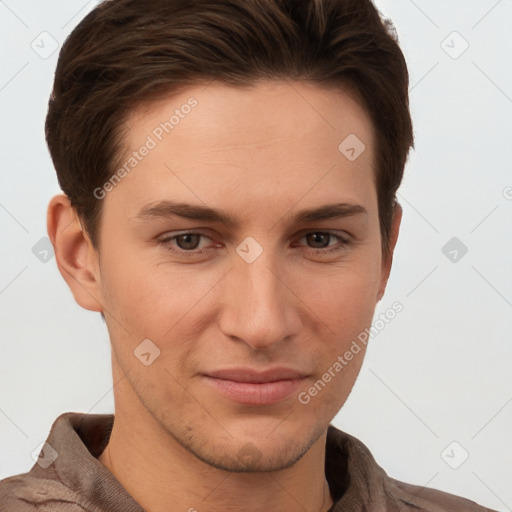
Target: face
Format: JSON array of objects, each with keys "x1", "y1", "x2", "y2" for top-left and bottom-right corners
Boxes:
[{"x1": 91, "y1": 80, "x2": 394, "y2": 471}]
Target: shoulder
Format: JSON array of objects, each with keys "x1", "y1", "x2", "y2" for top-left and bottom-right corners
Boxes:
[
  {"x1": 386, "y1": 476, "x2": 498, "y2": 512},
  {"x1": 0, "y1": 472, "x2": 88, "y2": 512},
  {"x1": 326, "y1": 425, "x2": 497, "y2": 512}
]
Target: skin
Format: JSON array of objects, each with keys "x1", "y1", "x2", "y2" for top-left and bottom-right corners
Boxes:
[{"x1": 47, "y1": 80, "x2": 401, "y2": 512}]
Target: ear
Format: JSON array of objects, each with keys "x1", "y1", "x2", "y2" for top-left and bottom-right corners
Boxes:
[
  {"x1": 46, "y1": 194, "x2": 104, "y2": 312},
  {"x1": 377, "y1": 203, "x2": 402, "y2": 301}
]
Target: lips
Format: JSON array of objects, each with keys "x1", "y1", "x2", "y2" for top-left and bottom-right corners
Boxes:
[{"x1": 201, "y1": 367, "x2": 308, "y2": 405}]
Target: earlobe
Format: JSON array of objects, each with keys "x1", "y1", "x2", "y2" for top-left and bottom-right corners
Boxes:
[
  {"x1": 46, "y1": 194, "x2": 104, "y2": 312},
  {"x1": 377, "y1": 203, "x2": 402, "y2": 301}
]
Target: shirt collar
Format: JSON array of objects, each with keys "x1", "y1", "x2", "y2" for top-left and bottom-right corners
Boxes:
[{"x1": 31, "y1": 412, "x2": 394, "y2": 511}]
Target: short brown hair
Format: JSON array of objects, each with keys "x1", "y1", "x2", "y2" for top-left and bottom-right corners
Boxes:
[{"x1": 45, "y1": 0, "x2": 413, "y2": 254}]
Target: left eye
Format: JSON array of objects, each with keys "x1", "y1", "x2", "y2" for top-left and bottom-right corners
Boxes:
[
  {"x1": 293, "y1": 231, "x2": 350, "y2": 255},
  {"x1": 171, "y1": 233, "x2": 203, "y2": 250},
  {"x1": 159, "y1": 232, "x2": 214, "y2": 254},
  {"x1": 302, "y1": 232, "x2": 339, "y2": 249}
]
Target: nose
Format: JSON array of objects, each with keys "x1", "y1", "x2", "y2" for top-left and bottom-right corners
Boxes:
[{"x1": 218, "y1": 250, "x2": 302, "y2": 351}]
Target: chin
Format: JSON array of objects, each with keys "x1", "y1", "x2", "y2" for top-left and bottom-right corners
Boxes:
[
  {"x1": 182, "y1": 419, "x2": 327, "y2": 473},
  {"x1": 194, "y1": 437, "x2": 313, "y2": 473}
]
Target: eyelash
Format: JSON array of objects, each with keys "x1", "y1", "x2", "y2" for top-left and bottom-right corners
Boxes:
[{"x1": 158, "y1": 231, "x2": 350, "y2": 258}]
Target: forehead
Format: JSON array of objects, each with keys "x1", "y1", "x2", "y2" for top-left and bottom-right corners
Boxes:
[
  {"x1": 107, "y1": 80, "x2": 377, "y2": 221},
  {"x1": 123, "y1": 80, "x2": 374, "y2": 151}
]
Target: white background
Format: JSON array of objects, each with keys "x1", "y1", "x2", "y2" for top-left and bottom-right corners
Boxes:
[{"x1": 0, "y1": 1, "x2": 511, "y2": 510}]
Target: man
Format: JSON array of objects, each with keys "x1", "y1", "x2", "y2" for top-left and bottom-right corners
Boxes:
[{"x1": 0, "y1": 0, "x2": 497, "y2": 510}]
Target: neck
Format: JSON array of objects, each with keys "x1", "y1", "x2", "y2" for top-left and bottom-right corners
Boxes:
[{"x1": 98, "y1": 370, "x2": 334, "y2": 512}]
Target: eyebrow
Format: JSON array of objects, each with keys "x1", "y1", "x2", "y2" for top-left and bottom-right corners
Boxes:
[{"x1": 133, "y1": 200, "x2": 368, "y2": 227}]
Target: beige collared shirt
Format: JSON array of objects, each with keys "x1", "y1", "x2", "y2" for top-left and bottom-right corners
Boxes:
[{"x1": 0, "y1": 412, "x2": 496, "y2": 511}]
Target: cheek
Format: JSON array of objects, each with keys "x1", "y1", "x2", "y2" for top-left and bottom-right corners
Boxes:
[
  {"x1": 296, "y1": 270, "x2": 377, "y2": 413},
  {"x1": 297, "y1": 257, "x2": 381, "y2": 386},
  {"x1": 100, "y1": 252, "x2": 226, "y2": 341},
  {"x1": 304, "y1": 259, "x2": 381, "y2": 329}
]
